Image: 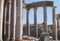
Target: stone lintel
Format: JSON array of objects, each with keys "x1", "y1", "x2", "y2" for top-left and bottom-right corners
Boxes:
[{"x1": 26, "y1": 1, "x2": 53, "y2": 8}]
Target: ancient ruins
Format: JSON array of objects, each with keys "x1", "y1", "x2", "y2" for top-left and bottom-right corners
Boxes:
[{"x1": 0, "y1": 0, "x2": 60, "y2": 41}]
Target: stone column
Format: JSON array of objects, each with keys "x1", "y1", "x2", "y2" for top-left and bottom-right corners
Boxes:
[
  {"x1": 56, "y1": 18, "x2": 59, "y2": 40},
  {"x1": 56, "y1": 17, "x2": 59, "y2": 40},
  {"x1": 43, "y1": 6, "x2": 49, "y2": 41},
  {"x1": 58, "y1": 19, "x2": 60, "y2": 40},
  {"x1": 43, "y1": 6, "x2": 47, "y2": 33},
  {"x1": 2, "y1": 2, "x2": 7, "y2": 40},
  {"x1": 8, "y1": 0, "x2": 11, "y2": 40},
  {"x1": 10, "y1": 0, "x2": 14, "y2": 40},
  {"x1": 6, "y1": 1, "x2": 10, "y2": 40},
  {"x1": 52, "y1": 6, "x2": 56, "y2": 39},
  {"x1": 13, "y1": 0, "x2": 16, "y2": 40},
  {"x1": 15, "y1": 0, "x2": 23, "y2": 40},
  {"x1": 10, "y1": 0, "x2": 16, "y2": 41},
  {"x1": 0, "y1": 0, "x2": 4, "y2": 41},
  {"x1": 26, "y1": 8, "x2": 30, "y2": 35},
  {"x1": 57, "y1": 18, "x2": 59, "y2": 30},
  {"x1": 34, "y1": 7, "x2": 37, "y2": 37},
  {"x1": 59, "y1": 19, "x2": 60, "y2": 30}
]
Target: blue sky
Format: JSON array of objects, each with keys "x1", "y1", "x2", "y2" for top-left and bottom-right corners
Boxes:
[{"x1": 23, "y1": 0, "x2": 60, "y2": 25}]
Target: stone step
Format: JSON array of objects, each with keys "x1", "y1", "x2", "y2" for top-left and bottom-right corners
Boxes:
[{"x1": 49, "y1": 40, "x2": 60, "y2": 41}]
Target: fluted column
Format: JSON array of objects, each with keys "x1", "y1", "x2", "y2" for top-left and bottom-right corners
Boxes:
[
  {"x1": 0, "y1": 0, "x2": 4, "y2": 41},
  {"x1": 26, "y1": 8, "x2": 30, "y2": 35},
  {"x1": 10, "y1": 0, "x2": 16, "y2": 41},
  {"x1": 52, "y1": 6, "x2": 56, "y2": 39},
  {"x1": 15, "y1": 0, "x2": 23, "y2": 40},
  {"x1": 34, "y1": 7, "x2": 37, "y2": 37},
  {"x1": 8, "y1": 0, "x2": 11, "y2": 40},
  {"x1": 43, "y1": 6, "x2": 47, "y2": 33},
  {"x1": 6, "y1": 1, "x2": 10, "y2": 40},
  {"x1": 10, "y1": 0, "x2": 14, "y2": 40}
]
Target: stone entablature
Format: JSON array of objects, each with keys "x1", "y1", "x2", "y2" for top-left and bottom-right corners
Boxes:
[{"x1": 26, "y1": 1, "x2": 53, "y2": 8}]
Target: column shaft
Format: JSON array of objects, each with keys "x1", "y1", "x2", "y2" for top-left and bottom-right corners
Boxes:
[
  {"x1": 8, "y1": 0, "x2": 11, "y2": 40},
  {"x1": 59, "y1": 20, "x2": 60, "y2": 29},
  {"x1": 4, "y1": 7, "x2": 7, "y2": 36},
  {"x1": 10, "y1": 0, "x2": 14, "y2": 40},
  {"x1": 34, "y1": 7, "x2": 37, "y2": 37},
  {"x1": 43, "y1": 7, "x2": 47, "y2": 33},
  {"x1": 0, "y1": 0, "x2": 4, "y2": 41},
  {"x1": 15, "y1": 0, "x2": 23, "y2": 40},
  {"x1": 52, "y1": 7, "x2": 56, "y2": 31},
  {"x1": 57, "y1": 18, "x2": 59, "y2": 30},
  {"x1": 26, "y1": 9, "x2": 30, "y2": 35},
  {"x1": 2, "y1": 3, "x2": 7, "y2": 40},
  {"x1": 56, "y1": 18, "x2": 58, "y2": 40},
  {"x1": 6, "y1": 1, "x2": 10, "y2": 39},
  {"x1": 58, "y1": 19, "x2": 60, "y2": 40},
  {"x1": 13, "y1": 0, "x2": 16, "y2": 40},
  {"x1": 52, "y1": 6, "x2": 56, "y2": 39}
]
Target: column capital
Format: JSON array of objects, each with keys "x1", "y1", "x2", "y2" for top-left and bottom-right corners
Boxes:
[
  {"x1": 34, "y1": 6, "x2": 37, "y2": 9},
  {"x1": 26, "y1": 7, "x2": 30, "y2": 11},
  {"x1": 52, "y1": 6, "x2": 56, "y2": 9},
  {"x1": 34, "y1": 6, "x2": 37, "y2": 13}
]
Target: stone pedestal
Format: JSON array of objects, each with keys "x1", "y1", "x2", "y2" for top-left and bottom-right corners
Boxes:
[
  {"x1": 44, "y1": 36, "x2": 49, "y2": 41},
  {"x1": 41, "y1": 32, "x2": 49, "y2": 41}
]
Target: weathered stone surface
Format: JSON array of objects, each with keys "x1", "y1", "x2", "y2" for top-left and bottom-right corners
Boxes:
[{"x1": 26, "y1": 1, "x2": 53, "y2": 8}]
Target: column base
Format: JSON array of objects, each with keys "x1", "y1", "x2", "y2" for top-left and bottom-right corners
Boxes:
[{"x1": 40, "y1": 32, "x2": 49, "y2": 41}]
